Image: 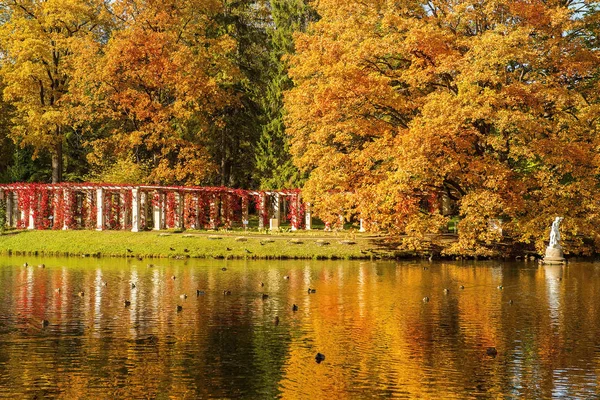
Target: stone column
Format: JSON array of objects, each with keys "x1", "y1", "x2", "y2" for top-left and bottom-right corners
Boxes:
[
  {"x1": 140, "y1": 191, "x2": 147, "y2": 230},
  {"x1": 6, "y1": 191, "x2": 13, "y2": 228},
  {"x1": 359, "y1": 219, "x2": 366, "y2": 232},
  {"x1": 86, "y1": 191, "x2": 93, "y2": 229},
  {"x1": 241, "y1": 196, "x2": 249, "y2": 230},
  {"x1": 175, "y1": 192, "x2": 183, "y2": 229},
  {"x1": 96, "y1": 188, "x2": 104, "y2": 231},
  {"x1": 193, "y1": 194, "x2": 200, "y2": 229},
  {"x1": 0, "y1": 189, "x2": 4, "y2": 228},
  {"x1": 291, "y1": 193, "x2": 300, "y2": 231},
  {"x1": 258, "y1": 193, "x2": 266, "y2": 230},
  {"x1": 120, "y1": 191, "x2": 129, "y2": 230},
  {"x1": 305, "y1": 202, "x2": 312, "y2": 230},
  {"x1": 131, "y1": 188, "x2": 140, "y2": 232},
  {"x1": 62, "y1": 189, "x2": 71, "y2": 230},
  {"x1": 209, "y1": 195, "x2": 218, "y2": 229},
  {"x1": 28, "y1": 201, "x2": 35, "y2": 230},
  {"x1": 270, "y1": 193, "x2": 280, "y2": 230},
  {"x1": 0, "y1": 189, "x2": 5, "y2": 230},
  {"x1": 153, "y1": 191, "x2": 163, "y2": 231}
]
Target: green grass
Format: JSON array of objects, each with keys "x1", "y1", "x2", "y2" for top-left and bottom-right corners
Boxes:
[{"x1": 0, "y1": 229, "x2": 398, "y2": 260}]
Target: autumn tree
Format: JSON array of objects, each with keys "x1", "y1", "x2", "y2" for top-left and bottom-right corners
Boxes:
[
  {"x1": 71, "y1": 0, "x2": 238, "y2": 185},
  {"x1": 286, "y1": 0, "x2": 600, "y2": 255},
  {"x1": 0, "y1": 0, "x2": 108, "y2": 183}
]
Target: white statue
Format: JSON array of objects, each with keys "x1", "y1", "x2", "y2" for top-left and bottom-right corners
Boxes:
[{"x1": 549, "y1": 217, "x2": 563, "y2": 248}]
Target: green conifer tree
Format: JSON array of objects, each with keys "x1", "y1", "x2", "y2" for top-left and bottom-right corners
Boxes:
[{"x1": 254, "y1": 0, "x2": 315, "y2": 189}]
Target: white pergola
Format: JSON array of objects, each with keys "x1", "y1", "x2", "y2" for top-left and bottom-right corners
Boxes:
[{"x1": 0, "y1": 183, "x2": 312, "y2": 232}]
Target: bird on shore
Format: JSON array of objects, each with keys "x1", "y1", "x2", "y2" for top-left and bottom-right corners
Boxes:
[
  {"x1": 171, "y1": 275, "x2": 176, "y2": 280},
  {"x1": 176, "y1": 305, "x2": 183, "y2": 312},
  {"x1": 23, "y1": 262, "x2": 28, "y2": 267},
  {"x1": 497, "y1": 285, "x2": 503, "y2": 290},
  {"x1": 459, "y1": 285, "x2": 465, "y2": 290},
  {"x1": 78, "y1": 291, "x2": 85, "y2": 297},
  {"x1": 184, "y1": 248, "x2": 189, "y2": 253},
  {"x1": 42, "y1": 320, "x2": 49, "y2": 328},
  {"x1": 245, "y1": 249, "x2": 252, "y2": 254},
  {"x1": 262, "y1": 294, "x2": 269, "y2": 300},
  {"x1": 55, "y1": 288, "x2": 61, "y2": 293},
  {"x1": 170, "y1": 247, "x2": 175, "y2": 251},
  {"x1": 126, "y1": 248, "x2": 133, "y2": 253},
  {"x1": 38, "y1": 264, "x2": 45, "y2": 268},
  {"x1": 196, "y1": 290, "x2": 205, "y2": 296},
  {"x1": 180, "y1": 294, "x2": 188, "y2": 299},
  {"x1": 308, "y1": 288, "x2": 316, "y2": 294},
  {"x1": 221, "y1": 267, "x2": 227, "y2": 271},
  {"x1": 274, "y1": 316, "x2": 280, "y2": 325},
  {"x1": 124, "y1": 300, "x2": 131, "y2": 307},
  {"x1": 292, "y1": 304, "x2": 298, "y2": 312},
  {"x1": 223, "y1": 290, "x2": 232, "y2": 295},
  {"x1": 131, "y1": 283, "x2": 136, "y2": 289},
  {"x1": 315, "y1": 353, "x2": 325, "y2": 364},
  {"x1": 260, "y1": 282, "x2": 264, "y2": 287},
  {"x1": 423, "y1": 296, "x2": 430, "y2": 303},
  {"x1": 284, "y1": 276, "x2": 290, "y2": 280}
]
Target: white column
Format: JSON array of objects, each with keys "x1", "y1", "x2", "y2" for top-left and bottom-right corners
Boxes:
[
  {"x1": 0, "y1": 189, "x2": 5, "y2": 229},
  {"x1": 62, "y1": 189, "x2": 70, "y2": 230},
  {"x1": 27, "y1": 190, "x2": 36, "y2": 229},
  {"x1": 291, "y1": 194, "x2": 300, "y2": 231},
  {"x1": 86, "y1": 191, "x2": 93, "y2": 229},
  {"x1": 140, "y1": 191, "x2": 147, "y2": 230},
  {"x1": 241, "y1": 196, "x2": 249, "y2": 230},
  {"x1": 131, "y1": 188, "x2": 140, "y2": 232},
  {"x1": 359, "y1": 219, "x2": 366, "y2": 232},
  {"x1": 305, "y1": 202, "x2": 312, "y2": 230},
  {"x1": 153, "y1": 191, "x2": 163, "y2": 230},
  {"x1": 258, "y1": 193, "x2": 266, "y2": 230},
  {"x1": 270, "y1": 193, "x2": 280, "y2": 230},
  {"x1": 193, "y1": 194, "x2": 200, "y2": 229},
  {"x1": 120, "y1": 192, "x2": 128, "y2": 230},
  {"x1": 209, "y1": 195, "x2": 218, "y2": 229},
  {"x1": 175, "y1": 192, "x2": 183, "y2": 229},
  {"x1": 9, "y1": 192, "x2": 16, "y2": 227},
  {"x1": 338, "y1": 214, "x2": 345, "y2": 230},
  {"x1": 96, "y1": 188, "x2": 104, "y2": 231},
  {"x1": 6, "y1": 191, "x2": 12, "y2": 228},
  {"x1": 19, "y1": 192, "x2": 26, "y2": 228}
]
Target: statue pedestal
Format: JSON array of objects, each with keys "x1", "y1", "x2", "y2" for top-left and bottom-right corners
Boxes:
[{"x1": 543, "y1": 245, "x2": 565, "y2": 264}]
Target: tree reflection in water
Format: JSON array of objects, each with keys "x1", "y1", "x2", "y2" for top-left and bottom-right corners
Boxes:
[{"x1": 0, "y1": 257, "x2": 599, "y2": 398}]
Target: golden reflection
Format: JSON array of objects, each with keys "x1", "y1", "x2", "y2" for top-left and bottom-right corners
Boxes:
[{"x1": 0, "y1": 257, "x2": 599, "y2": 398}]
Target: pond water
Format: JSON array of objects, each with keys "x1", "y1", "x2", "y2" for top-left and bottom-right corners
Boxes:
[{"x1": 0, "y1": 256, "x2": 599, "y2": 399}]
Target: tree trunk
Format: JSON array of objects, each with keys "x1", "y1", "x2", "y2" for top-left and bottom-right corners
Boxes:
[{"x1": 52, "y1": 140, "x2": 63, "y2": 183}]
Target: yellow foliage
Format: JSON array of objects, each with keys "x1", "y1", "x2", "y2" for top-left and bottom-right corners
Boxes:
[{"x1": 286, "y1": 0, "x2": 600, "y2": 255}]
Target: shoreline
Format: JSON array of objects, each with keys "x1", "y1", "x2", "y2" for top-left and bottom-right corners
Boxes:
[{"x1": 0, "y1": 229, "x2": 402, "y2": 260}]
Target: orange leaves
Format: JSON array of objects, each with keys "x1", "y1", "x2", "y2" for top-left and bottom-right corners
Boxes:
[
  {"x1": 69, "y1": 0, "x2": 238, "y2": 185},
  {"x1": 286, "y1": 0, "x2": 600, "y2": 254}
]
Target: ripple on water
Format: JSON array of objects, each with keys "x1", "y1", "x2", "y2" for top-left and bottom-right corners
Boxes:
[{"x1": 0, "y1": 257, "x2": 600, "y2": 398}]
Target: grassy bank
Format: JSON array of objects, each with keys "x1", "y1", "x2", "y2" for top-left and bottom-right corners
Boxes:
[{"x1": 0, "y1": 230, "x2": 401, "y2": 260}]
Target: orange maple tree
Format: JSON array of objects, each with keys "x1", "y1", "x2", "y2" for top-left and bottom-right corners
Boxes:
[
  {"x1": 286, "y1": 0, "x2": 600, "y2": 255},
  {"x1": 70, "y1": 0, "x2": 239, "y2": 184}
]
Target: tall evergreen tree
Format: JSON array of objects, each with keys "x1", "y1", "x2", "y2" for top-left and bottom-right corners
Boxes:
[{"x1": 254, "y1": 0, "x2": 315, "y2": 189}]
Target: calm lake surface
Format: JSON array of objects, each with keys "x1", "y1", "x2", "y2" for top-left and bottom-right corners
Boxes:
[{"x1": 0, "y1": 256, "x2": 599, "y2": 399}]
